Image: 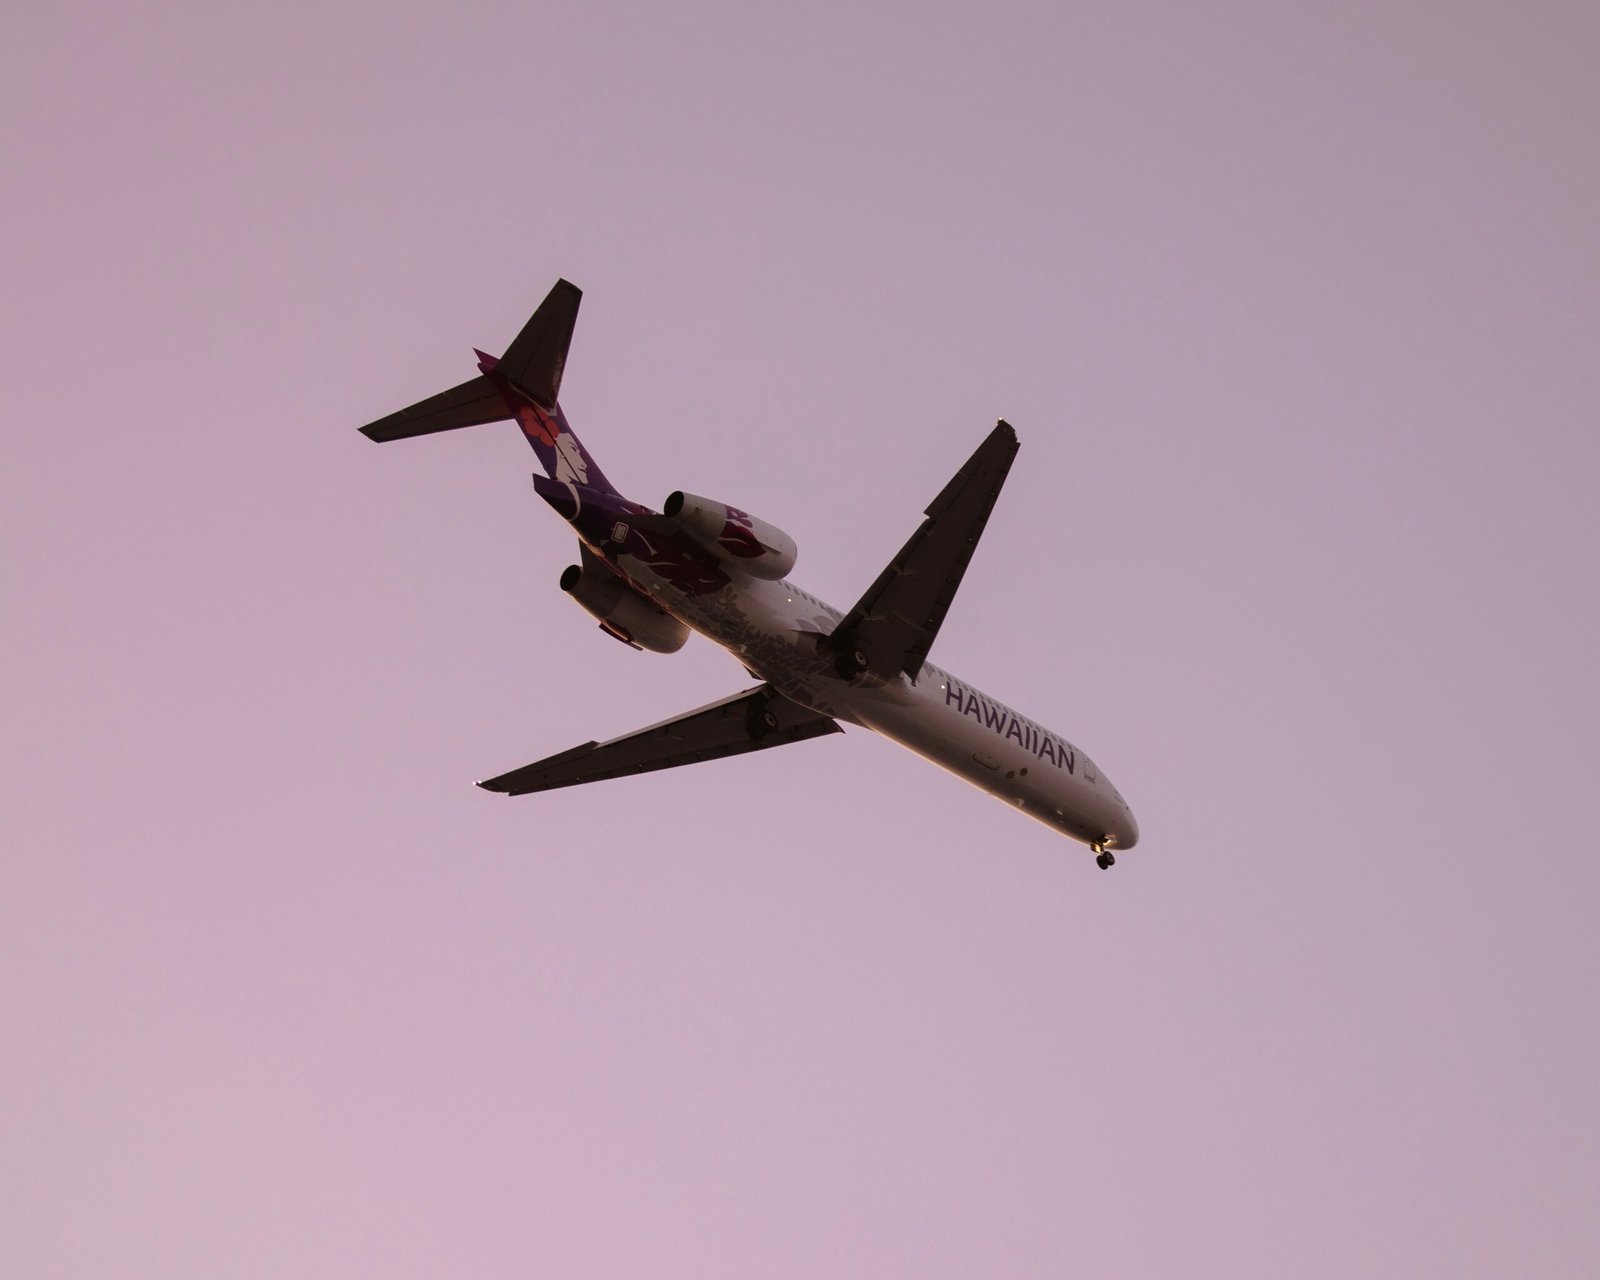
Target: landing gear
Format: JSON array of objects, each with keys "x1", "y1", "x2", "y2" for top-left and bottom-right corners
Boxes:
[
  {"x1": 834, "y1": 648, "x2": 869, "y2": 681},
  {"x1": 745, "y1": 702, "x2": 782, "y2": 741},
  {"x1": 1092, "y1": 843, "x2": 1116, "y2": 871}
]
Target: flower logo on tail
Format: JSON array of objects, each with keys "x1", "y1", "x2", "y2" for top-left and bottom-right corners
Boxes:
[{"x1": 517, "y1": 403, "x2": 559, "y2": 446}]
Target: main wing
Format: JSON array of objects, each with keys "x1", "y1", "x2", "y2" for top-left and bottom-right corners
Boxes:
[
  {"x1": 477, "y1": 685, "x2": 841, "y2": 795},
  {"x1": 828, "y1": 421, "x2": 1019, "y2": 682}
]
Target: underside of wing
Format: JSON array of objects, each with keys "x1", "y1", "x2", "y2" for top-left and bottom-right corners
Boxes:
[
  {"x1": 476, "y1": 685, "x2": 841, "y2": 796},
  {"x1": 829, "y1": 420, "x2": 1019, "y2": 681}
]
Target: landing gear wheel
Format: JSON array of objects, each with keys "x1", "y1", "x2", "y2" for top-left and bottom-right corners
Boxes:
[
  {"x1": 1092, "y1": 843, "x2": 1116, "y2": 871},
  {"x1": 746, "y1": 704, "x2": 782, "y2": 741},
  {"x1": 834, "y1": 648, "x2": 869, "y2": 680}
]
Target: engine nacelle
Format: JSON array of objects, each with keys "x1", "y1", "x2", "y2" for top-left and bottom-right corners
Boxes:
[
  {"x1": 663, "y1": 491, "x2": 798, "y2": 580},
  {"x1": 560, "y1": 563, "x2": 689, "y2": 653}
]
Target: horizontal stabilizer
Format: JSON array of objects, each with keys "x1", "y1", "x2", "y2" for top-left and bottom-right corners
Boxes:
[
  {"x1": 830, "y1": 420, "x2": 1019, "y2": 681},
  {"x1": 359, "y1": 374, "x2": 510, "y2": 442},
  {"x1": 477, "y1": 685, "x2": 840, "y2": 795},
  {"x1": 498, "y1": 278, "x2": 581, "y2": 407}
]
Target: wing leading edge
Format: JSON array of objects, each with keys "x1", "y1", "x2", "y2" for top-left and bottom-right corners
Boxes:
[
  {"x1": 477, "y1": 685, "x2": 841, "y2": 796},
  {"x1": 828, "y1": 421, "x2": 1019, "y2": 682}
]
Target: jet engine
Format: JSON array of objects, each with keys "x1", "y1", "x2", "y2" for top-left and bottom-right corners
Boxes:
[
  {"x1": 560, "y1": 563, "x2": 689, "y2": 653},
  {"x1": 664, "y1": 491, "x2": 797, "y2": 580}
]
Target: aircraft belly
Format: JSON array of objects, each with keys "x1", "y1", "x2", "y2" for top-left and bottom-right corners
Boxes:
[
  {"x1": 612, "y1": 562, "x2": 1128, "y2": 845},
  {"x1": 618, "y1": 567, "x2": 856, "y2": 716},
  {"x1": 843, "y1": 676, "x2": 1123, "y2": 845}
]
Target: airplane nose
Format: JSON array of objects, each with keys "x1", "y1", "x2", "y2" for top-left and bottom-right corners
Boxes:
[
  {"x1": 1107, "y1": 794, "x2": 1139, "y2": 850},
  {"x1": 1115, "y1": 809, "x2": 1140, "y2": 850}
]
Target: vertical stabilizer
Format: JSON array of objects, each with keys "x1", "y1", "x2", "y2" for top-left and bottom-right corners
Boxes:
[
  {"x1": 497, "y1": 278, "x2": 581, "y2": 408},
  {"x1": 358, "y1": 278, "x2": 619, "y2": 497}
]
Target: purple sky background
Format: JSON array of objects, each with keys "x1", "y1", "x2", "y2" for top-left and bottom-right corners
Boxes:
[{"x1": 5, "y1": 2, "x2": 1598, "y2": 1275}]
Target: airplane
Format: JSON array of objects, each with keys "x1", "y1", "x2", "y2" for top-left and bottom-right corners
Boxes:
[{"x1": 359, "y1": 280, "x2": 1138, "y2": 868}]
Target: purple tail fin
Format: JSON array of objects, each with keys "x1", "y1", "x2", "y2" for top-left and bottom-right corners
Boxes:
[
  {"x1": 359, "y1": 279, "x2": 620, "y2": 497},
  {"x1": 476, "y1": 356, "x2": 618, "y2": 497}
]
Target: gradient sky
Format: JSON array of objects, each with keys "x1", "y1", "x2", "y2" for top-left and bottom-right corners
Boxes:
[{"x1": 5, "y1": 2, "x2": 1598, "y2": 1275}]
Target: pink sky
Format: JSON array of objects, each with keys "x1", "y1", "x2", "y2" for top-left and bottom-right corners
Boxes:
[{"x1": 5, "y1": 2, "x2": 1598, "y2": 1275}]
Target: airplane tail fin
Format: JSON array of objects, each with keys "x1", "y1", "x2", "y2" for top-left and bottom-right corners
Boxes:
[
  {"x1": 494, "y1": 277, "x2": 580, "y2": 408},
  {"x1": 358, "y1": 279, "x2": 618, "y2": 496}
]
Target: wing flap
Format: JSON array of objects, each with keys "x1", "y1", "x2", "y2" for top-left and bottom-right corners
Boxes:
[
  {"x1": 477, "y1": 685, "x2": 841, "y2": 796},
  {"x1": 830, "y1": 421, "x2": 1019, "y2": 681}
]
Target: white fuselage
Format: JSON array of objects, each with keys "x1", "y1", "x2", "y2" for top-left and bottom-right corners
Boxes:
[{"x1": 612, "y1": 553, "x2": 1139, "y2": 850}]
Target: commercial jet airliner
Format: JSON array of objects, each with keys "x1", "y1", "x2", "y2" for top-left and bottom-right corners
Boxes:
[{"x1": 360, "y1": 280, "x2": 1138, "y2": 868}]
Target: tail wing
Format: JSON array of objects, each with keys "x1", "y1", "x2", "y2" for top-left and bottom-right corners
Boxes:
[
  {"x1": 357, "y1": 279, "x2": 619, "y2": 495},
  {"x1": 358, "y1": 374, "x2": 509, "y2": 442},
  {"x1": 495, "y1": 278, "x2": 580, "y2": 408}
]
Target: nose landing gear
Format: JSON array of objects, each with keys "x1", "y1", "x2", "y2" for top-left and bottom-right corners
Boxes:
[{"x1": 1092, "y1": 842, "x2": 1116, "y2": 871}]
